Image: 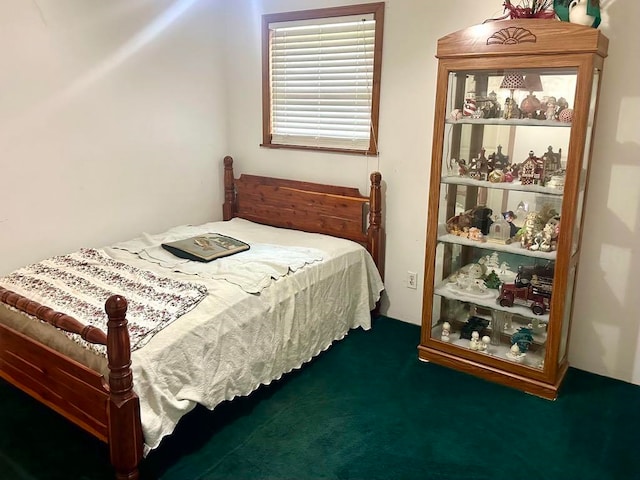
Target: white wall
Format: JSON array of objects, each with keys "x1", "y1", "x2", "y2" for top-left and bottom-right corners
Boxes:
[
  {"x1": 223, "y1": 0, "x2": 640, "y2": 385},
  {"x1": 1, "y1": 0, "x2": 639, "y2": 386},
  {"x1": 0, "y1": 0, "x2": 228, "y2": 273}
]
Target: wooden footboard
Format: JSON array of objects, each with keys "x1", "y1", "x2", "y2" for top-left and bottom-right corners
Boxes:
[
  {"x1": 223, "y1": 155, "x2": 385, "y2": 278},
  {"x1": 0, "y1": 289, "x2": 143, "y2": 480}
]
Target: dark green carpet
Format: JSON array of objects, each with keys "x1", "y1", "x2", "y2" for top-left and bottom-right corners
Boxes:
[{"x1": 1, "y1": 317, "x2": 639, "y2": 480}]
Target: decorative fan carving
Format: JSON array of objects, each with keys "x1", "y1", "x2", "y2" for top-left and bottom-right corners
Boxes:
[{"x1": 487, "y1": 27, "x2": 537, "y2": 45}]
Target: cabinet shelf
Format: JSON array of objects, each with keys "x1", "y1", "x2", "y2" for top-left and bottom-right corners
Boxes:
[
  {"x1": 446, "y1": 117, "x2": 571, "y2": 128},
  {"x1": 441, "y1": 175, "x2": 564, "y2": 196},
  {"x1": 433, "y1": 286, "x2": 550, "y2": 323},
  {"x1": 419, "y1": 19, "x2": 608, "y2": 400},
  {"x1": 434, "y1": 327, "x2": 546, "y2": 369},
  {"x1": 437, "y1": 228, "x2": 557, "y2": 260}
]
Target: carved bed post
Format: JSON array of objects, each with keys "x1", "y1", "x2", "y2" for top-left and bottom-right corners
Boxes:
[
  {"x1": 106, "y1": 295, "x2": 143, "y2": 480},
  {"x1": 367, "y1": 171, "x2": 385, "y2": 280},
  {"x1": 223, "y1": 156, "x2": 236, "y2": 220}
]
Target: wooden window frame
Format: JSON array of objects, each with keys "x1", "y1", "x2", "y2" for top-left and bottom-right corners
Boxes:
[{"x1": 261, "y1": 3, "x2": 385, "y2": 156}]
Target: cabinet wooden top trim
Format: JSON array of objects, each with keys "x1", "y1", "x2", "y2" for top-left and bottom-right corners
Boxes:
[{"x1": 437, "y1": 19, "x2": 608, "y2": 59}]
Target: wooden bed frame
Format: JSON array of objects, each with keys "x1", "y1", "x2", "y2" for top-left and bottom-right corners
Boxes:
[{"x1": 0, "y1": 156, "x2": 384, "y2": 480}]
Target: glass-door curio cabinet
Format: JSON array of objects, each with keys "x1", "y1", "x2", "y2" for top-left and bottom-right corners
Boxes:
[{"x1": 419, "y1": 20, "x2": 608, "y2": 399}]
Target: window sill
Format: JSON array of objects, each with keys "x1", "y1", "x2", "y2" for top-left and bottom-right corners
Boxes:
[{"x1": 260, "y1": 143, "x2": 378, "y2": 157}]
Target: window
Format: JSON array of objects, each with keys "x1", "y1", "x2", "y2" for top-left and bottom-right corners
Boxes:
[{"x1": 261, "y1": 3, "x2": 385, "y2": 155}]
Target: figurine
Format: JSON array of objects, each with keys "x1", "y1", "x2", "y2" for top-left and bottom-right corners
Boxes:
[
  {"x1": 539, "y1": 215, "x2": 560, "y2": 252},
  {"x1": 488, "y1": 169, "x2": 505, "y2": 183},
  {"x1": 484, "y1": 270, "x2": 502, "y2": 289},
  {"x1": 489, "y1": 145, "x2": 509, "y2": 171},
  {"x1": 463, "y1": 94, "x2": 479, "y2": 118},
  {"x1": 487, "y1": 216, "x2": 512, "y2": 244},
  {"x1": 507, "y1": 343, "x2": 523, "y2": 360},
  {"x1": 450, "y1": 109, "x2": 463, "y2": 121},
  {"x1": 520, "y1": 211, "x2": 545, "y2": 249},
  {"x1": 504, "y1": 313, "x2": 513, "y2": 331},
  {"x1": 502, "y1": 210, "x2": 519, "y2": 238},
  {"x1": 468, "y1": 149, "x2": 490, "y2": 181},
  {"x1": 500, "y1": 262, "x2": 510, "y2": 275},
  {"x1": 460, "y1": 316, "x2": 490, "y2": 340},
  {"x1": 529, "y1": 318, "x2": 547, "y2": 335},
  {"x1": 457, "y1": 158, "x2": 468, "y2": 176},
  {"x1": 469, "y1": 331, "x2": 482, "y2": 350},
  {"x1": 556, "y1": 97, "x2": 569, "y2": 113},
  {"x1": 511, "y1": 327, "x2": 534, "y2": 353},
  {"x1": 481, "y1": 335, "x2": 491, "y2": 352},
  {"x1": 541, "y1": 146, "x2": 563, "y2": 183},
  {"x1": 503, "y1": 97, "x2": 521, "y2": 120},
  {"x1": 441, "y1": 321, "x2": 451, "y2": 342},
  {"x1": 446, "y1": 211, "x2": 473, "y2": 236},
  {"x1": 519, "y1": 150, "x2": 543, "y2": 185},
  {"x1": 478, "y1": 91, "x2": 501, "y2": 119},
  {"x1": 470, "y1": 206, "x2": 494, "y2": 235},
  {"x1": 545, "y1": 96, "x2": 557, "y2": 120},
  {"x1": 467, "y1": 227, "x2": 483, "y2": 242}
]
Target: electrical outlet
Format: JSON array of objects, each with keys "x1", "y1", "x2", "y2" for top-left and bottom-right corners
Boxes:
[{"x1": 407, "y1": 271, "x2": 418, "y2": 289}]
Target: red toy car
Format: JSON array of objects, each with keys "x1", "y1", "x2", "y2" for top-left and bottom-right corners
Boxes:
[{"x1": 497, "y1": 282, "x2": 551, "y2": 315}]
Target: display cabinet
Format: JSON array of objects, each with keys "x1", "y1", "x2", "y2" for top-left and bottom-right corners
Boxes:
[{"x1": 418, "y1": 20, "x2": 608, "y2": 399}]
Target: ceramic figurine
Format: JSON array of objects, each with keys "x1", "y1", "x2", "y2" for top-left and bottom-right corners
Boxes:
[
  {"x1": 469, "y1": 331, "x2": 482, "y2": 350},
  {"x1": 540, "y1": 215, "x2": 560, "y2": 252},
  {"x1": 541, "y1": 146, "x2": 563, "y2": 184},
  {"x1": 511, "y1": 327, "x2": 534, "y2": 353},
  {"x1": 481, "y1": 336, "x2": 491, "y2": 352},
  {"x1": 502, "y1": 210, "x2": 519, "y2": 237},
  {"x1": 519, "y1": 151, "x2": 540, "y2": 185},
  {"x1": 467, "y1": 227, "x2": 483, "y2": 242},
  {"x1": 487, "y1": 216, "x2": 512, "y2": 244},
  {"x1": 504, "y1": 313, "x2": 513, "y2": 331},
  {"x1": 457, "y1": 158, "x2": 468, "y2": 176},
  {"x1": 463, "y1": 93, "x2": 478, "y2": 117},
  {"x1": 547, "y1": 173, "x2": 566, "y2": 190},
  {"x1": 507, "y1": 343, "x2": 523, "y2": 360},
  {"x1": 441, "y1": 321, "x2": 451, "y2": 342},
  {"x1": 460, "y1": 316, "x2": 489, "y2": 340},
  {"x1": 557, "y1": 97, "x2": 569, "y2": 112},
  {"x1": 488, "y1": 169, "x2": 505, "y2": 183},
  {"x1": 478, "y1": 91, "x2": 501, "y2": 118},
  {"x1": 489, "y1": 145, "x2": 509, "y2": 171},
  {"x1": 503, "y1": 97, "x2": 521, "y2": 120},
  {"x1": 484, "y1": 270, "x2": 502, "y2": 289},
  {"x1": 470, "y1": 206, "x2": 494, "y2": 235},
  {"x1": 520, "y1": 211, "x2": 545, "y2": 249},
  {"x1": 468, "y1": 148, "x2": 490, "y2": 181},
  {"x1": 545, "y1": 96, "x2": 557, "y2": 120},
  {"x1": 529, "y1": 318, "x2": 546, "y2": 335}
]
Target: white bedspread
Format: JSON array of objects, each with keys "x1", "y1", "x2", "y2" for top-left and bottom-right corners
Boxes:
[
  {"x1": 101, "y1": 218, "x2": 384, "y2": 453},
  {"x1": 111, "y1": 224, "x2": 324, "y2": 294}
]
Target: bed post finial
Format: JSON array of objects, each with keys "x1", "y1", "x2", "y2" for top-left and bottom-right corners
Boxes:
[
  {"x1": 368, "y1": 171, "x2": 384, "y2": 279},
  {"x1": 105, "y1": 295, "x2": 143, "y2": 480},
  {"x1": 223, "y1": 156, "x2": 236, "y2": 221}
]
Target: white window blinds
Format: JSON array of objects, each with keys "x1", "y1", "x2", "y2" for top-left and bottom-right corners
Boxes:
[{"x1": 269, "y1": 16, "x2": 377, "y2": 152}]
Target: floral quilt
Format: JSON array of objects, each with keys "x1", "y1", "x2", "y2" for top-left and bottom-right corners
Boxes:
[{"x1": 0, "y1": 248, "x2": 208, "y2": 356}]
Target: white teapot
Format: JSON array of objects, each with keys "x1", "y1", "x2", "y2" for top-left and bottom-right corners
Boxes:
[{"x1": 568, "y1": 0, "x2": 597, "y2": 27}]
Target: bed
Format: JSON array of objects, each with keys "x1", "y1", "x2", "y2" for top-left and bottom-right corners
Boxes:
[{"x1": 0, "y1": 156, "x2": 385, "y2": 480}]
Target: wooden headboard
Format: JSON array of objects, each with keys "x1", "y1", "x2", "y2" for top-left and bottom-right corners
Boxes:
[{"x1": 222, "y1": 156, "x2": 384, "y2": 278}]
